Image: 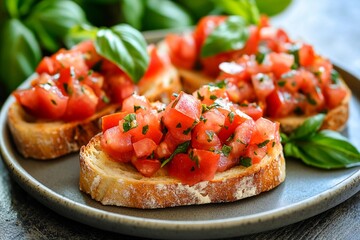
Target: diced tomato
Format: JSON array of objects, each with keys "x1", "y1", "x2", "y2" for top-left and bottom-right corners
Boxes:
[
  {"x1": 101, "y1": 112, "x2": 128, "y2": 132},
  {"x1": 277, "y1": 70, "x2": 302, "y2": 94},
  {"x1": 238, "y1": 103, "x2": 263, "y2": 120},
  {"x1": 62, "y1": 82, "x2": 98, "y2": 121},
  {"x1": 225, "y1": 81, "x2": 256, "y2": 103},
  {"x1": 52, "y1": 49, "x2": 89, "y2": 78},
  {"x1": 266, "y1": 89, "x2": 297, "y2": 118},
  {"x1": 241, "y1": 25, "x2": 260, "y2": 55},
  {"x1": 243, "y1": 144, "x2": 268, "y2": 165},
  {"x1": 251, "y1": 72, "x2": 275, "y2": 100},
  {"x1": 155, "y1": 132, "x2": 184, "y2": 159},
  {"x1": 13, "y1": 80, "x2": 68, "y2": 120},
  {"x1": 217, "y1": 154, "x2": 238, "y2": 172},
  {"x1": 324, "y1": 83, "x2": 347, "y2": 109},
  {"x1": 250, "y1": 117, "x2": 276, "y2": 145},
  {"x1": 167, "y1": 149, "x2": 220, "y2": 185},
  {"x1": 310, "y1": 57, "x2": 332, "y2": 88},
  {"x1": 106, "y1": 73, "x2": 135, "y2": 104},
  {"x1": 101, "y1": 126, "x2": 134, "y2": 162},
  {"x1": 217, "y1": 109, "x2": 251, "y2": 143},
  {"x1": 228, "y1": 119, "x2": 256, "y2": 157},
  {"x1": 142, "y1": 45, "x2": 168, "y2": 79},
  {"x1": 193, "y1": 85, "x2": 228, "y2": 105},
  {"x1": 269, "y1": 52, "x2": 294, "y2": 78},
  {"x1": 36, "y1": 57, "x2": 60, "y2": 75},
  {"x1": 165, "y1": 33, "x2": 197, "y2": 69},
  {"x1": 133, "y1": 138, "x2": 157, "y2": 159},
  {"x1": 121, "y1": 94, "x2": 151, "y2": 113},
  {"x1": 299, "y1": 43, "x2": 315, "y2": 67},
  {"x1": 163, "y1": 92, "x2": 201, "y2": 141},
  {"x1": 259, "y1": 27, "x2": 290, "y2": 52},
  {"x1": 131, "y1": 158, "x2": 161, "y2": 177},
  {"x1": 302, "y1": 88, "x2": 326, "y2": 115},
  {"x1": 71, "y1": 40, "x2": 102, "y2": 68}
]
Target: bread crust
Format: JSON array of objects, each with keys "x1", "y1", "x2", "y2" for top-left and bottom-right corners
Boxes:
[
  {"x1": 178, "y1": 69, "x2": 351, "y2": 133},
  {"x1": 79, "y1": 134, "x2": 285, "y2": 209},
  {"x1": 7, "y1": 102, "x2": 120, "y2": 160}
]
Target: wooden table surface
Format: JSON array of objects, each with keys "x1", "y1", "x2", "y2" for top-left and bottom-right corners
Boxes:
[{"x1": 1, "y1": 0, "x2": 359, "y2": 239}]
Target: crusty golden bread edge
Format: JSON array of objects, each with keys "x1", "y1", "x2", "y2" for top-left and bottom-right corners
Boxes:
[
  {"x1": 79, "y1": 134, "x2": 286, "y2": 209},
  {"x1": 7, "y1": 102, "x2": 120, "y2": 160},
  {"x1": 177, "y1": 68, "x2": 351, "y2": 133}
]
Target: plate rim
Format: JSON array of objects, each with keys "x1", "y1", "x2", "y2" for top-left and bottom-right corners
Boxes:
[{"x1": 0, "y1": 66, "x2": 359, "y2": 239}]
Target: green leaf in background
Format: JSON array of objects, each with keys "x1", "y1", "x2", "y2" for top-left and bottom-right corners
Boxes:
[
  {"x1": 142, "y1": 0, "x2": 192, "y2": 30},
  {"x1": 201, "y1": 15, "x2": 249, "y2": 57},
  {"x1": 255, "y1": 0, "x2": 292, "y2": 16},
  {"x1": 174, "y1": 0, "x2": 214, "y2": 21},
  {"x1": 215, "y1": 0, "x2": 260, "y2": 25},
  {"x1": 120, "y1": 0, "x2": 145, "y2": 30},
  {"x1": 25, "y1": 0, "x2": 87, "y2": 52},
  {"x1": 0, "y1": 19, "x2": 41, "y2": 92},
  {"x1": 95, "y1": 24, "x2": 149, "y2": 83},
  {"x1": 5, "y1": 0, "x2": 38, "y2": 18},
  {"x1": 64, "y1": 24, "x2": 98, "y2": 48},
  {"x1": 291, "y1": 113, "x2": 325, "y2": 140}
]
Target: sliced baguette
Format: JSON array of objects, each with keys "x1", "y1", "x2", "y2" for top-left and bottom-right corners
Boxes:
[
  {"x1": 79, "y1": 134, "x2": 285, "y2": 209},
  {"x1": 177, "y1": 68, "x2": 351, "y2": 133},
  {"x1": 7, "y1": 102, "x2": 120, "y2": 160}
]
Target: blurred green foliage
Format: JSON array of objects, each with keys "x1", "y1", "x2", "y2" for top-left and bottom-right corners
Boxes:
[{"x1": 0, "y1": 0, "x2": 292, "y2": 100}]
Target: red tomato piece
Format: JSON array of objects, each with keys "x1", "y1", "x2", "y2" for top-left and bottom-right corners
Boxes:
[
  {"x1": 36, "y1": 57, "x2": 60, "y2": 75},
  {"x1": 155, "y1": 132, "x2": 184, "y2": 159},
  {"x1": 299, "y1": 43, "x2": 315, "y2": 67},
  {"x1": 251, "y1": 72, "x2": 275, "y2": 100},
  {"x1": 163, "y1": 92, "x2": 201, "y2": 141},
  {"x1": 62, "y1": 82, "x2": 98, "y2": 121},
  {"x1": 243, "y1": 144, "x2": 268, "y2": 165},
  {"x1": 167, "y1": 149, "x2": 220, "y2": 185},
  {"x1": 228, "y1": 118, "x2": 256, "y2": 157},
  {"x1": 133, "y1": 138, "x2": 157, "y2": 159},
  {"x1": 266, "y1": 89, "x2": 297, "y2": 118},
  {"x1": 101, "y1": 126, "x2": 134, "y2": 162},
  {"x1": 121, "y1": 94, "x2": 151, "y2": 113},
  {"x1": 269, "y1": 52, "x2": 294, "y2": 79},
  {"x1": 71, "y1": 40, "x2": 102, "y2": 68},
  {"x1": 238, "y1": 103, "x2": 263, "y2": 120},
  {"x1": 107, "y1": 73, "x2": 135, "y2": 104},
  {"x1": 131, "y1": 158, "x2": 161, "y2": 177},
  {"x1": 217, "y1": 109, "x2": 251, "y2": 143},
  {"x1": 250, "y1": 117, "x2": 276, "y2": 145},
  {"x1": 142, "y1": 45, "x2": 168, "y2": 79},
  {"x1": 324, "y1": 84, "x2": 347, "y2": 109},
  {"x1": 193, "y1": 85, "x2": 228, "y2": 105},
  {"x1": 165, "y1": 33, "x2": 197, "y2": 69},
  {"x1": 101, "y1": 112, "x2": 128, "y2": 132}
]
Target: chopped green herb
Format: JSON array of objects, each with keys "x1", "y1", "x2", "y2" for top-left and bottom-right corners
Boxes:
[
  {"x1": 63, "y1": 83, "x2": 72, "y2": 95},
  {"x1": 226, "y1": 133, "x2": 235, "y2": 142},
  {"x1": 255, "y1": 52, "x2": 266, "y2": 64},
  {"x1": 189, "y1": 150, "x2": 200, "y2": 167},
  {"x1": 221, "y1": 145, "x2": 232, "y2": 157},
  {"x1": 78, "y1": 76, "x2": 84, "y2": 81},
  {"x1": 142, "y1": 125, "x2": 149, "y2": 135},
  {"x1": 161, "y1": 141, "x2": 191, "y2": 167},
  {"x1": 228, "y1": 111, "x2": 235, "y2": 123},
  {"x1": 257, "y1": 140, "x2": 270, "y2": 148},
  {"x1": 87, "y1": 69, "x2": 94, "y2": 76},
  {"x1": 330, "y1": 69, "x2": 340, "y2": 84},
  {"x1": 306, "y1": 94, "x2": 317, "y2": 105},
  {"x1": 51, "y1": 99, "x2": 57, "y2": 105},
  {"x1": 214, "y1": 80, "x2": 227, "y2": 89},
  {"x1": 134, "y1": 105, "x2": 145, "y2": 112},
  {"x1": 277, "y1": 80, "x2": 286, "y2": 87},
  {"x1": 272, "y1": 141, "x2": 275, "y2": 148},
  {"x1": 102, "y1": 95, "x2": 110, "y2": 104},
  {"x1": 123, "y1": 113, "x2": 137, "y2": 132},
  {"x1": 210, "y1": 94, "x2": 217, "y2": 100},
  {"x1": 205, "y1": 130, "x2": 214, "y2": 142},
  {"x1": 197, "y1": 91, "x2": 204, "y2": 101},
  {"x1": 183, "y1": 127, "x2": 192, "y2": 135},
  {"x1": 176, "y1": 123, "x2": 182, "y2": 128},
  {"x1": 240, "y1": 157, "x2": 252, "y2": 167}
]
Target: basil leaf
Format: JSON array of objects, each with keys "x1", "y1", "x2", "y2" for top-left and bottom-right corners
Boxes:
[
  {"x1": 95, "y1": 24, "x2": 149, "y2": 83},
  {"x1": 142, "y1": 0, "x2": 193, "y2": 30},
  {"x1": 161, "y1": 141, "x2": 190, "y2": 167},
  {"x1": 201, "y1": 15, "x2": 249, "y2": 57},
  {"x1": 120, "y1": 0, "x2": 145, "y2": 30},
  {"x1": 291, "y1": 113, "x2": 325, "y2": 140},
  {"x1": 25, "y1": 0, "x2": 87, "y2": 52},
  {"x1": 5, "y1": 0, "x2": 37, "y2": 18},
  {"x1": 255, "y1": 0, "x2": 292, "y2": 17},
  {"x1": 0, "y1": 19, "x2": 41, "y2": 92},
  {"x1": 214, "y1": 0, "x2": 260, "y2": 25}
]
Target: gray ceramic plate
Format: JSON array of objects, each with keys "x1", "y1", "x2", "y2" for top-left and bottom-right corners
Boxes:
[{"x1": 0, "y1": 62, "x2": 359, "y2": 239}]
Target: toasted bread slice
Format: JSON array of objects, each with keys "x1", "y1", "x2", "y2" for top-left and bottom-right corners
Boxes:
[
  {"x1": 79, "y1": 134, "x2": 285, "y2": 209},
  {"x1": 7, "y1": 102, "x2": 120, "y2": 160},
  {"x1": 177, "y1": 68, "x2": 351, "y2": 133}
]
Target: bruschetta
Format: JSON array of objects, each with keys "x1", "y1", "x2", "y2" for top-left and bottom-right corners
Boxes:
[
  {"x1": 8, "y1": 41, "x2": 181, "y2": 159},
  {"x1": 163, "y1": 15, "x2": 351, "y2": 133},
  {"x1": 79, "y1": 86, "x2": 285, "y2": 208}
]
